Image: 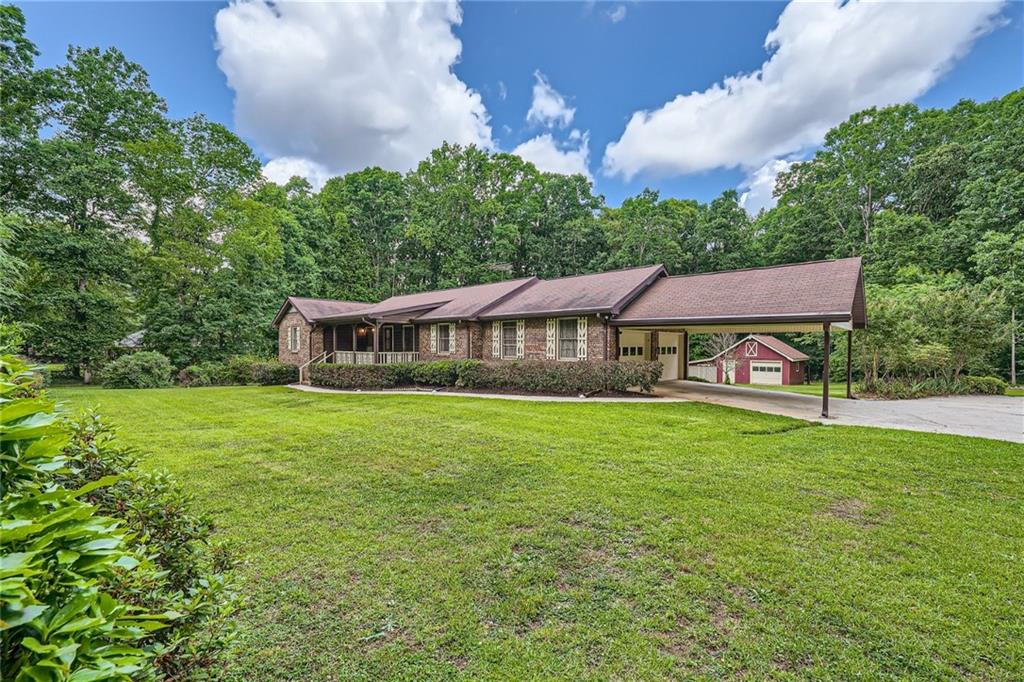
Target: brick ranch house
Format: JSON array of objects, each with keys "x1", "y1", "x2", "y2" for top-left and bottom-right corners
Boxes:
[
  {"x1": 274, "y1": 257, "x2": 866, "y2": 416},
  {"x1": 688, "y1": 334, "x2": 809, "y2": 385}
]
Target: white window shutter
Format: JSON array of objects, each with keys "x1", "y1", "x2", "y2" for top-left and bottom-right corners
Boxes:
[
  {"x1": 577, "y1": 316, "x2": 588, "y2": 361},
  {"x1": 492, "y1": 321, "x2": 501, "y2": 358},
  {"x1": 545, "y1": 319, "x2": 556, "y2": 359},
  {"x1": 449, "y1": 324, "x2": 456, "y2": 354},
  {"x1": 515, "y1": 319, "x2": 525, "y2": 359},
  {"x1": 430, "y1": 324, "x2": 437, "y2": 353}
]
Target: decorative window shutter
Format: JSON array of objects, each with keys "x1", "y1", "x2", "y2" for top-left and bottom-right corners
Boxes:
[
  {"x1": 515, "y1": 319, "x2": 525, "y2": 359},
  {"x1": 545, "y1": 319, "x2": 556, "y2": 359},
  {"x1": 577, "y1": 317, "x2": 588, "y2": 361},
  {"x1": 430, "y1": 324, "x2": 437, "y2": 353},
  {"x1": 492, "y1": 321, "x2": 501, "y2": 358},
  {"x1": 448, "y1": 324, "x2": 455, "y2": 353}
]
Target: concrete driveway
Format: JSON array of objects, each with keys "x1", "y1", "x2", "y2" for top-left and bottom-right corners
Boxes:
[{"x1": 655, "y1": 381, "x2": 1023, "y2": 443}]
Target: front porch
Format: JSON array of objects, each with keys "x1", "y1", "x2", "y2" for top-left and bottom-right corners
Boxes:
[{"x1": 328, "y1": 351, "x2": 420, "y2": 365}]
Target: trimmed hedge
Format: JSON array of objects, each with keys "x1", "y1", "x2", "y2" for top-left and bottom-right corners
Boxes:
[
  {"x1": 180, "y1": 357, "x2": 298, "y2": 387},
  {"x1": 310, "y1": 359, "x2": 664, "y2": 395},
  {"x1": 959, "y1": 375, "x2": 1008, "y2": 395},
  {"x1": 100, "y1": 351, "x2": 173, "y2": 388}
]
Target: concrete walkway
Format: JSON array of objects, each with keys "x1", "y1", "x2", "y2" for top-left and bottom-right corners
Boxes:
[{"x1": 654, "y1": 381, "x2": 1023, "y2": 443}]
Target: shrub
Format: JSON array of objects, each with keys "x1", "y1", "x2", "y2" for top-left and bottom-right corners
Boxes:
[
  {"x1": 0, "y1": 355, "x2": 237, "y2": 680},
  {"x1": 310, "y1": 362, "x2": 417, "y2": 389},
  {"x1": 311, "y1": 359, "x2": 664, "y2": 395},
  {"x1": 250, "y1": 360, "x2": 299, "y2": 385},
  {"x1": 410, "y1": 360, "x2": 464, "y2": 386},
  {"x1": 960, "y1": 375, "x2": 1008, "y2": 395},
  {"x1": 100, "y1": 350, "x2": 173, "y2": 388},
  {"x1": 858, "y1": 375, "x2": 1007, "y2": 399},
  {"x1": 225, "y1": 354, "x2": 263, "y2": 385},
  {"x1": 181, "y1": 361, "x2": 233, "y2": 387}
]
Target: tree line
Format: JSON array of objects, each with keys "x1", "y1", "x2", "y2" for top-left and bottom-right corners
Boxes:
[{"x1": 1, "y1": 6, "x2": 1020, "y2": 383}]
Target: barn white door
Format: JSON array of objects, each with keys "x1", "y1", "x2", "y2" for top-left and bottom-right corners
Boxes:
[
  {"x1": 658, "y1": 333, "x2": 680, "y2": 381},
  {"x1": 750, "y1": 360, "x2": 783, "y2": 385}
]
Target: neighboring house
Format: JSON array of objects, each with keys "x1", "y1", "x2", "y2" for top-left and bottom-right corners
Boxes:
[
  {"x1": 274, "y1": 257, "x2": 866, "y2": 414},
  {"x1": 688, "y1": 334, "x2": 809, "y2": 385}
]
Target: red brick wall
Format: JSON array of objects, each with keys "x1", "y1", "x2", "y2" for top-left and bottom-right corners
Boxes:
[
  {"x1": 417, "y1": 322, "x2": 477, "y2": 361},
  {"x1": 479, "y1": 315, "x2": 613, "y2": 361},
  {"x1": 277, "y1": 311, "x2": 313, "y2": 366}
]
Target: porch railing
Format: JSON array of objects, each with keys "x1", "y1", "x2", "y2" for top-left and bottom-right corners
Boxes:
[{"x1": 330, "y1": 351, "x2": 419, "y2": 365}]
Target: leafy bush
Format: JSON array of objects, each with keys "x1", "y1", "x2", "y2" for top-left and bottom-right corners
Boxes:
[
  {"x1": 0, "y1": 355, "x2": 238, "y2": 680},
  {"x1": 180, "y1": 361, "x2": 234, "y2": 387},
  {"x1": 181, "y1": 358, "x2": 297, "y2": 387},
  {"x1": 250, "y1": 360, "x2": 299, "y2": 385},
  {"x1": 859, "y1": 374, "x2": 1008, "y2": 399},
  {"x1": 99, "y1": 350, "x2": 173, "y2": 388},
  {"x1": 311, "y1": 359, "x2": 664, "y2": 395},
  {"x1": 960, "y1": 375, "x2": 1008, "y2": 395}
]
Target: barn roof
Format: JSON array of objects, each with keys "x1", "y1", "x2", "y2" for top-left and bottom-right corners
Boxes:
[
  {"x1": 613, "y1": 258, "x2": 866, "y2": 328},
  {"x1": 478, "y1": 264, "x2": 666, "y2": 319},
  {"x1": 690, "y1": 334, "x2": 810, "y2": 364}
]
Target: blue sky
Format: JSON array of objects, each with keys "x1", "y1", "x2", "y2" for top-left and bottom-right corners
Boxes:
[{"x1": 19, "y1": 1, "x2": 1024, "y2": 208}]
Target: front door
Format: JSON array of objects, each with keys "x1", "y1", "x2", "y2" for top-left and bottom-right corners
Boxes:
[
  {"x1": 382, "y1": 326, "x2": 394, "y2": 352},
  {"x1": 658, "y1": 333, "x2": 680, "y2": 380}
]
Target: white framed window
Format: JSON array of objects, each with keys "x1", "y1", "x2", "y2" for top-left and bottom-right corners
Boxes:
[
  {"x1": 287, "y1": 326, "x2": 300, "y2": 353},
  {"x1": 557, "y1": 318, "x2": 578, "y2": 361},
  {"x1": 501, "y1": 321, "x2": 517, "y2": 359},
  {"x1": 437, "y1": 323, "x2": 452, "y2": 354}
]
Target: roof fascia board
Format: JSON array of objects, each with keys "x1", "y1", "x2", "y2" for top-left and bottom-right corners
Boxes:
[{"x1": 611, "y1": 312, "x2": 854, "y2": 326}]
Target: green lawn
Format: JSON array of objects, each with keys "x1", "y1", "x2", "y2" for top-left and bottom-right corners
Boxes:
[
  {"x1": 741, "y1": 381, "x2": 849, "y2": 398},
  {"x1": 53, "y1": 386, "x2": 1023, "y2": 680}
]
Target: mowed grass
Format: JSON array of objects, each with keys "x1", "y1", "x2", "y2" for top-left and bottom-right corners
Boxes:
[
  {"x1": 743, "y1": 382, "x2": 849, "y2": 398},
  {"x1": 53, "y1": 386, "x2": 1023, "y2": 681}
]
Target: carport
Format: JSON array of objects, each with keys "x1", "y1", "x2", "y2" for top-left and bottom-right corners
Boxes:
[{"x1": 611, "y1": 258, "x2": 867, "y2": 418}]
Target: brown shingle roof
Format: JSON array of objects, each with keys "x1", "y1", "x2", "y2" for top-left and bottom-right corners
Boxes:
[
  {"x1": 273, "y1": 297, "x2": 371, "y2": 325},
  {"x1": 614, "y1": 258, "x2": 865, "y2": 328},
  {"x1": 319, "y1": 278, "x2": 537, "y2": 322},
  {"x1": 479, "y1": 264, "x2": 666, "y2": 319}
]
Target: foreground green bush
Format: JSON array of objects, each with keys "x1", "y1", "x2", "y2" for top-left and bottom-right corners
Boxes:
[
  {"x1": 250, "y1": 360, "x2": 299, "y2": 385},
  {"x1": 100, "y1": 351, "x2": 173, "y2": 389},
  {"x1": 0, "y1": 355, "x2": 237, "y2": 680},
  {"x1": 310, "y1": 359, "x2": 664, "y2": 395},
  {"x1": 959, "y1": 375, "x2": 1008, "y2": 395}
]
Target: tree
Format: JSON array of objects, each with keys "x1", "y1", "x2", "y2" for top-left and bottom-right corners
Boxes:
[
  {"x1": 11, "y1": 46, "x2": 166, "y2": 380},
  {"x1": 602, "y1": 189, "x2": 687, "y2": 272}
]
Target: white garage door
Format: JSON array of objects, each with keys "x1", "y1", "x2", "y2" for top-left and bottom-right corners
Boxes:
[{"x1": 750, "y1": 360, "x2": 783, "y2": 385}]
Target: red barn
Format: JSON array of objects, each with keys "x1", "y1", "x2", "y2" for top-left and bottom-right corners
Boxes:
[{"x1": 688, "y1": 334, "x2": 809, "y2": 386}]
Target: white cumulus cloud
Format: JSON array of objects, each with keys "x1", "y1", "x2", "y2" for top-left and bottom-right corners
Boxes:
[
  {"x1": 607, "y1": 5, "x2": 627, "y2": 24},
  {"x1": 215, "y1": 0, "x2": 492, "y2": 185},
  {"x1": 261, "y1": 157, "x2": 333, "y2": 190},
  {"x1": 603, "y1": 0, "x2": 1006, "y2": 180},
  {"x1": 526, "y1": 70, "x2": 575, "y2": 128},
  {"x1": 513, "y1": 132, "x2": 591, "y2": 179},
  {"x1": 739, "y1": 158, "x2": 794, "y2": 215}
]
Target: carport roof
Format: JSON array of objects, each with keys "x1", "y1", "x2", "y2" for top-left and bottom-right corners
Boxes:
[{"x1": 613, "y1": 257, "x2": 866, "y2": 328}]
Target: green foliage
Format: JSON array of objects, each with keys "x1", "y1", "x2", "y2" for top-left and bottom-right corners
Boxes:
[
  {"x1": 310, "y1": 359, "x2": 664, "y2": 395},
  {"x1": 249, "y1": 360, "x2": 298, "y2": 386},
  {"x1": 859, "y1": 374, "x2": 1008, "y2": 399},
  {"x1": 181, "y1": 357, "x2": 296, "y2": 387},
  {"x1": 180, "y1": 361, "x2": 234, "y2": 388},
  {"x1": 99, "y1": 351, "x2": 173, "y2": 389},
  {"x1": 0, "y1": 355, "x2": 238, "y2": 679}
]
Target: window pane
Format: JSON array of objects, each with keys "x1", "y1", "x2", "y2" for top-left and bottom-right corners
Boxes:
[
  {"x1": 502, "y1": 322, "x2": 517, "y2": 358},
  {"x1": 438, "y1": 325, "x2": 450, "y2": 353},
  {"x1": 558, "y1": 319, "x2": 577, "y2": 359}
]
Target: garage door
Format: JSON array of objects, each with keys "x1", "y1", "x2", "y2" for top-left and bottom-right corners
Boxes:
[{"x1": 750, "y1": 360, "x2": 783, "y2": 385}]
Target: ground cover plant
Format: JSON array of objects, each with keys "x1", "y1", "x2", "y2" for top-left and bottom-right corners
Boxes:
[{"x1": 53, "y1": 384, "x2": 1024, "y2": 680}]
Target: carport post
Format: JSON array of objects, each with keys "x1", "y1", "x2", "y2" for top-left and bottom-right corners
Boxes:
[
  {"x1": 682, "y1": 330, "x2": 689, "y2": 380},
  {"x1": 846, "y1": 330, "x2": 853, "y2": 399},
  {"x1": 821, "y1": 322, "x2": 831, "y2": 418}
]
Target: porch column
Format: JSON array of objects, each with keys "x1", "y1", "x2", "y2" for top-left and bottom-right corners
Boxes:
[
  {"x1": 846, "y1": 330, "x2": 853, "y2": 399},
  {"x1": 352, "y1": 325, "x2": 357, "y2": 354},
  {"x1": 373, "y1": 319, "x2": 380, "y2": 362},
  {"x1": 822, "y1": 322, "x2": 831, "y2": 418},
  {"x1": 682, "y1": 330, "x2": 689, "y2": 380}
]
